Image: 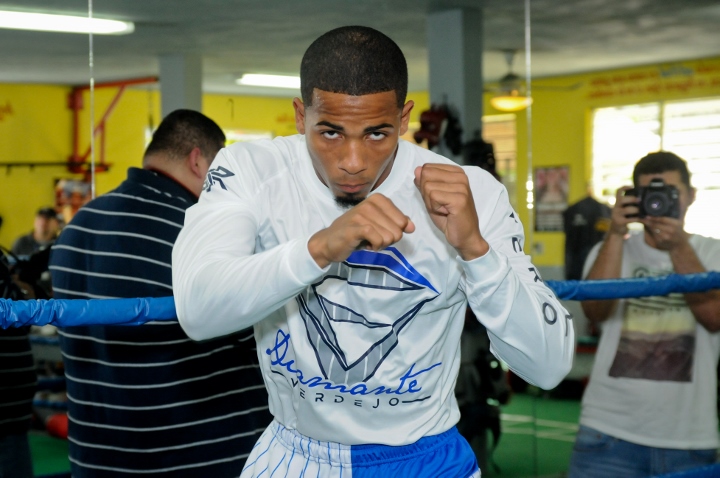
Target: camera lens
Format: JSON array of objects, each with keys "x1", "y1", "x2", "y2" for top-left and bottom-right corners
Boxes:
[{"x1": 644, "y1": 192, "x2": 669, "y2": 216}]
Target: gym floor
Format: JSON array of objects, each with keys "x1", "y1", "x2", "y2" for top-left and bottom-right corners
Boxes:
[{"x1": 492, "y1": 393, "x2": 579, "y2": 477}]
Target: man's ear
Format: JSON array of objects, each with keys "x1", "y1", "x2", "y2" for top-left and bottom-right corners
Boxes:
[
  {"x1": 399, "y1": 100, "x2": 415, "y2": 136},
  {"x1": 187, "y1": 147, "x2": 205, "y2": 179},
  {"x1": 293, "y1": 97, "x2": 306, "y2": 135}
]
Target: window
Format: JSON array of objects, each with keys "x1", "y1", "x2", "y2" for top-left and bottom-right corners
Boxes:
[
  {"x1": 483, "y1": 114, "x2": 517, "y2": 209},
  {"x1": 592, "y1": 97, "x2": 720, "y2": 238}
]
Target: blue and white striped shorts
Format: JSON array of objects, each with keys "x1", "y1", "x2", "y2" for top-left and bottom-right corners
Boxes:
[{"x1": 241, "y1": 420, "x2": 481, "y2": 478}]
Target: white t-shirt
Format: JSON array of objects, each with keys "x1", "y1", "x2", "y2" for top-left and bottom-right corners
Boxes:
[
  {"x1": 580, "y1": 231, "x2": 720, "y2": 449},
  {"x1": 172, "y1": 135, "x2": 574, "y2": 445}
]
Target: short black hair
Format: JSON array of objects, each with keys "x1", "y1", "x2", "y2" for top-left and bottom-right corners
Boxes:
[
  {"x1": 144, "y1": 109, "x2": 226, "y2": 162},
  {"x1": 36, "y1": 207, "x2": 58, "y2": 220},
  {"x1": 633, "y1": 151, "x2": 692, "y2": 188},
  {"x1": 300, "y1": 26, "x2": 408, "y2": 108}
]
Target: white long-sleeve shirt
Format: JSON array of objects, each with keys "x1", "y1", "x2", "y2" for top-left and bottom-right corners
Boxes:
[{"x1": 172, "y1": 135, "x2": 574, "y2": 445}]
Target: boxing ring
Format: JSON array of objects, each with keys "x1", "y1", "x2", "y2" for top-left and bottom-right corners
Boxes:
[
  {"x1": 3, "y1": 272, "x2": 720, "y2": 478},
  {"x1": 2, "y1": 271, "x2": 720, "y2": 328}
]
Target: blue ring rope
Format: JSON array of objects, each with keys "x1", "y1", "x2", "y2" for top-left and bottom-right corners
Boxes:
[
  {"x1": 1, "y1": 296, "x2": 176, "y2": 329},
  {"x1": 2, "y1": 272, "x2": 720, "y2": 329},
  {"x1": 548, "y1": 271, "x2": 720, "y2": 301}
]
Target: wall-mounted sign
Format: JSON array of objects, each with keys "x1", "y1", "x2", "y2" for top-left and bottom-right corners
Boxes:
[{"x1": 586, "y1": 60, "x2": 720, "y2": 100}]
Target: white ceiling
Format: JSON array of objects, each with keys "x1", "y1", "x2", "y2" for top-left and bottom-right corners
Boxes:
[{"x1": 1, "y1": 0, "x2": 719, "y2": 96}]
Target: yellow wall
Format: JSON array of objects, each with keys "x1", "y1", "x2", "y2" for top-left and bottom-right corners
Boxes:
[
  {"x1": 490, "y1": 56, "x2": 720, "y2": 266},
  {"x1": 2, "y1": 57, "x2": 719, "y2": 264},
  {"x1": 0, "y1": 84, "x2": 74, "y2": 249},
  {"x1": 0, "y1": 86, "x2": 433, "y2": 248}
]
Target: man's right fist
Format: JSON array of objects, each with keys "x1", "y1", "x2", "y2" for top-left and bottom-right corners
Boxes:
[{"x1": 308, "y1": 194, "x2": 415, "y2": 268}]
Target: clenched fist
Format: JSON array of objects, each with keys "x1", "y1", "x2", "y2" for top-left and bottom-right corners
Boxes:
[
  {"x1": 308, "y1": 194, "x2": 415, "y2": 268},
  {"x1": 414, "y1": 164, "x2": 489, "y2": 260}
]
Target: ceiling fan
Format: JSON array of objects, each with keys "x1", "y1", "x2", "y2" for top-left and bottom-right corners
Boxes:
[{"x1": 487, "y1": 50, "x2": 532, "y2": 112}]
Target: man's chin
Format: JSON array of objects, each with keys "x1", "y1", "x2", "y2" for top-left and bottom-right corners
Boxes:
[{"x1": 334, "y1": 194, "x2": 365, "y2": 209}]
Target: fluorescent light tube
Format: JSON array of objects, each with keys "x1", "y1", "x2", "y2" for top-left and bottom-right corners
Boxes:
[
  {"x1": 0, "y1": 10, "x2": 134, "y2": 35},
  {"x1": 236, "y1": 74, "x2": 300, "y2": 89}
]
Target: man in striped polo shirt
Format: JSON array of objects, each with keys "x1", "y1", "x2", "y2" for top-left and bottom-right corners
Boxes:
[{"x1": 50, "y1": 109, "x2": 271, "y2": 477}]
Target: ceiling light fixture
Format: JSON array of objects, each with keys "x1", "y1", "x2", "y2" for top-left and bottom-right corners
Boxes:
[
  {"x1": 490, "y1": 80, "x2": 533, "y2": 112},
  {"x1": 0, "y1": 10, "x2": 134, "y2": 35},
  {"x1": 490, "y1": 50, "x2": 533, "y2": 112},
  {"x1": 236, "y1": 74, "x2": 300, "y2": 89}
]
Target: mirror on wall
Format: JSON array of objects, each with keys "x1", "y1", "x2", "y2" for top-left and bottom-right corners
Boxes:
[{"x1": 4, "y1": 1, "x2": 720, "y2": 477}]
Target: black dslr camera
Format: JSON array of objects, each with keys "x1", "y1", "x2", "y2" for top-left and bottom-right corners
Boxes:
[{"x1": 624, "y1": 178, "x2": 680, "y2": 218}]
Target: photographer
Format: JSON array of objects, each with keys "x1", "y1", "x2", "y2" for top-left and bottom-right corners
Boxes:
[{"x1": 568, "y1": 151, "x2": 720, "y2": 477}]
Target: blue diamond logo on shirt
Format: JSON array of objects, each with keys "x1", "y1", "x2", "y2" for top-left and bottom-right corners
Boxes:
[{"x1": 297, "y1": 247, "x2": 439, "y2": 384}]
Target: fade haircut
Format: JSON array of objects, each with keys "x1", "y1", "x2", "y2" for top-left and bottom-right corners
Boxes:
[
  {"x1": 144, "y1": 109, "x2": 226, "y2": 163},
  {"x1": 300, "y1": 26, "x2": 408, "y2": 108},
  {"x1": 633, "y1": 151, "x2": 692, "y2": 188}
]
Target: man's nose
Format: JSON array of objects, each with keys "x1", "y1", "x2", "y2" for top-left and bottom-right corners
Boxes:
[{"x1": 339, "y1": 140, "x2": 366, "y2": 175}]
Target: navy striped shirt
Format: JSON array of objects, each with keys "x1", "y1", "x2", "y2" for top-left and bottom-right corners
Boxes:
[
  {"x1": 0, "y1": 328, "x2": 36, "y2": 436},
  {"x1": 50, "y1": 168, "x2": 271, "y2": 477}
]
